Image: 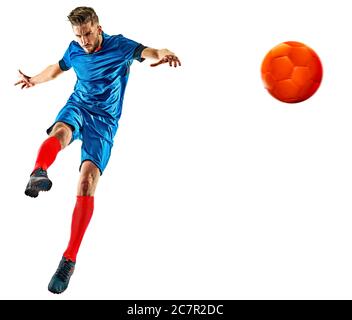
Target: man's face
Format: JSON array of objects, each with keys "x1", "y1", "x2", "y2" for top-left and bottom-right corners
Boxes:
[{"x1": 72, "y1": 22, "x2": 102, "y2": 54}]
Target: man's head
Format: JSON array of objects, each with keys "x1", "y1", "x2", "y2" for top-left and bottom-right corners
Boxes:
[{"x1": 68, "y1": 7, "x2": 102, "y2": 54}]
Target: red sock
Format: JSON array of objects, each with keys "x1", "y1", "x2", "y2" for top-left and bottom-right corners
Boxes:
[
  {"x1": 34, "y1": 136, "x2": 61, "y2": 171},
  {"x1": 63, "y1": 196, "x2": 94, "y2": 262}
]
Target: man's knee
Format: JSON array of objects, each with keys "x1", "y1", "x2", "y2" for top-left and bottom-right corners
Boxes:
[
  {"x1": 50, "y1": 122, "x2": 72, "y2": 148},
  {"x1": 79, "y1": 175, "x2": 94, "y2": 195},
  {"x1": 77, "y1": 162, "x2": 100, "y2": 196}
]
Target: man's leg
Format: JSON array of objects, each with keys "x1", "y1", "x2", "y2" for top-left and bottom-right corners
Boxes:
[
  {"x1": 64, "y1": 160, "x2": 100, "y2": 261},
  {"x1": 48, "y1": 161, "x2": 100, "y2": 294},
  {"x1": 25, "y1": 122, "x2": 72, "y2": 198}
]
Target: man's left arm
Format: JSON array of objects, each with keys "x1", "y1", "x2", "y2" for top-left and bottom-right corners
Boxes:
[{"x1": 141, "y1": 48, "x2": 181, "y2": 68}]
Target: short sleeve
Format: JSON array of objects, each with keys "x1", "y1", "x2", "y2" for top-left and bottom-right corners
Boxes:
[
  {"x1": 133, "y1": 44, "x2": 148, "y2": 62},
  {"x1": 58, "y1": 43, "x2": 73, "y2": 71},
  {"x1": 117, "y1": 35, "x2": 147, "y2": 63}
]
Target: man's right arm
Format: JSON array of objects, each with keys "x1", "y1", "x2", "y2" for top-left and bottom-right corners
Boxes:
[{"x1": 15, "y1": 63, "x2": 64, "y2": 89}]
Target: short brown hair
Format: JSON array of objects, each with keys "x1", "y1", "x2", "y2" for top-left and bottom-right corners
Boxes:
[{"x1": 68, "y1": 7, "x2": 99, "y2": 26}]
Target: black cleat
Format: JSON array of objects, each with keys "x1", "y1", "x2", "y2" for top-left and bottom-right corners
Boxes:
[
  {"x1": 24, "y1": 168, "x2": 52, "y2": 198},
  {"x1": 48, "y1": 257, "x2": 76, "y2": 294}
]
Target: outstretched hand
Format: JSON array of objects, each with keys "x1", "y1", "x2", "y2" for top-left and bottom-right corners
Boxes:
[
  {"x1": 150, "y1": 54, "x2": 181, "y2": 68},
  {"x1": 14, "y1": 70, "x2": 34, "y2": 89}
]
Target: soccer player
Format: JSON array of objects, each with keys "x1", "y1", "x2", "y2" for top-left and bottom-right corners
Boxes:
[{"x1": 15, "y1": 6, "x2": 181, "y2": 294}]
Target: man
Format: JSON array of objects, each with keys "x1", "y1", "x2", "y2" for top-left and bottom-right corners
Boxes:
[{"x1": 15, "y1": 6, "x2": 181, "y2": 294}]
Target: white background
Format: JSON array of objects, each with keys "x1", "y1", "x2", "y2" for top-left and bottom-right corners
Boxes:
[{"x1": 1, "y1": 0, "x2": 352, "y2": 299}]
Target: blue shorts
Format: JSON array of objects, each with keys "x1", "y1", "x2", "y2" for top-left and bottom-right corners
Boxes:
[{"x1": 47, "y1": 104, "x2": 118, "y2": 174}]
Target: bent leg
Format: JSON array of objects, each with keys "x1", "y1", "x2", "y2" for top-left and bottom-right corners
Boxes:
[
  {"x1": 33, "y1": 122, "x2": 72, "y2": 172},
  {"x1": 25, "y1": 122, "x2": 73, "y2": 198}
]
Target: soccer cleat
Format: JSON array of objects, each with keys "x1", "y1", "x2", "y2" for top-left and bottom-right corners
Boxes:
[
  {"x1": 48, "y1": 257, "x2": 76, "y2": 294},
  {"x1": 24, "y1": 168, "x2": 52, "y2": 198}
]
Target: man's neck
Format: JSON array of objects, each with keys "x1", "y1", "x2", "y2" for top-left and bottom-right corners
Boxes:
[{"x1": 94, "y1": 34, "x2": 103, "y2": 53}]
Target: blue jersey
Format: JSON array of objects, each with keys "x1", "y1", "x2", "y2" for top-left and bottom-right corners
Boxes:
[{"x1": 59, "y1": 32, "x2": 146, "y2": 120}]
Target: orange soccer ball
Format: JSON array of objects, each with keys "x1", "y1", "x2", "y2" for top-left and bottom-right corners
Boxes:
[{"x1": 261, "y1": 41, "x2": 323, "y2": 103}]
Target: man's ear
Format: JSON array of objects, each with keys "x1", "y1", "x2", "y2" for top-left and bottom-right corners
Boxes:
[{"x1": 98, "y1": 25, "x2": 102, "y2": 34}]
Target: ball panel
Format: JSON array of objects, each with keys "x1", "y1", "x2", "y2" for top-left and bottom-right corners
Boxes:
[
  {"x1": 298, "y1": 80, "x2": 315, "y2": 101},
  {"x1": 261, "y1": 52, "x2": 273, "y2": 74},
  {"x1": 270, "y1": 56, "x2": 294, "y2": 81},
  {"x1": 308, "y1": 56, "x2": 323, "y2": 83},
  {"x1": 291, "y1": 66, "x2": 311, "y2": 87},
  {"x1": 270, "y1": 43, "x2": 292, "y2": 58},
  {"x1": 289, "y1": 47, "x2": 312, "y2": 66},
  {"x1": 262, "y1": 72, "x2": 276, "y2": 91},
  {"x1": 274, "y1": 79, "x2": 300, "y2": 103}
]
